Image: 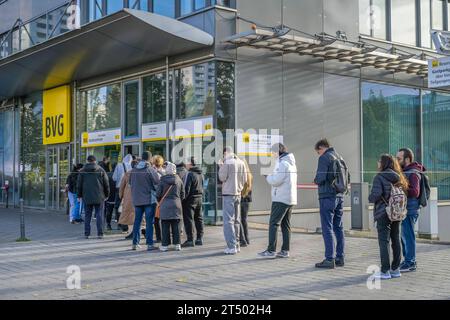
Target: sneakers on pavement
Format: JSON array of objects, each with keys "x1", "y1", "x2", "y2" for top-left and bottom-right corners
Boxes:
[
  {"x1": 257, "y1": 250, "x2": 276, "y2": 259},
  {"x1": 195, "y1": 238, "x2": 203, "y2": 246},
  {"x1": 224, "y1": 247, "x2": 237, "y2": 255},
  {"x1": 374, "y1": 271, "x2": 392, "y2": 280},
  {"x1": 390, "y1": 269, "x2": 401, "y2": 278},
  {"x1": 315, "y1": 259, "x2": 336, "y2": 269},
  {"x1": 400, "y1": 262, "x2": 417, "y2": 272},
  {"x1": 160, "y1": 246, "x2": 169, "y2": 252},
  {"x1": 335, "y1": 258, "x2": 345, "y2": 267},
  {"x1": 181, "y1": 241, "x2": 194, "y2": 248},
  {"x1": 276, "y1": 250, "x2": 290, "y2": 258},
  {"x1": 147, "y1": 245, "x2": 158, "y2": 251},
  {"x1": 175, "y1": 244, "x2": 182, "y2": 251},
  {"x1": 132, "y1": 244, "x2": 141, "y2": 251}
]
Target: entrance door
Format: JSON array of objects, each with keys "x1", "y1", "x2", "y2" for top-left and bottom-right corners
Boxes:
[
  {"x1": 47, "y1": 145, "x2": 70, "y2": 211},
  {"x1": 123, "y1": 143, "x2": 140, "y2": 159}
]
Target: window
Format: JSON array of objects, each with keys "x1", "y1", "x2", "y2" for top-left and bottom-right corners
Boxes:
[
  {"x1": 392, "y1": 0, "x2": 416, "y2": 45},
  {"x1": 359, "y1": 0, "x2": 387, "y2": 38},
  {"x1": 195, "y1": 0, "x2": 206, "y2": 10},
  {"x1": 85, "y1": 84, "x2": 121, "y2": 132},
  {"x1": 143, "y1": 73, "x2": 167, "y2": 123},
  {"x1": 180, "y1": 0, "x2": 194, "y2": 15},
  {"x1": 124, "y1": 81, "x2": 139, "y2": 137},
  {"x1": 362, "y1": 82, "x2": 421, "y2": 184},
  {"x1": 423, "y1": 91, "x2": 450, "y2": 200},
  {"x1": 216, "y1": 61, "x2": 235, "y2": 134},
  {"x1": 106, "y1": 0, "x2": 124, "y2": 14},
  {"x1": 128, "y1": 0, "x2": 149, "y2": 11},
  {"x1": 89, "y1": 0, "x2": 104, "y2": 21},
  {"x1": 153, "y1": 0, "x2": 175, "y2": 17}
]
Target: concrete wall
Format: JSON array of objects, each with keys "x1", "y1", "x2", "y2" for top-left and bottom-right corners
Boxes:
[{"x1": 438, "y1": 205, "x2": 450, "y2": 242}]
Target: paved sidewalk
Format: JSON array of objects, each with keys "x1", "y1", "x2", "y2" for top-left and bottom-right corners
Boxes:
[{"x1": 1, "y1": 208, "x2": 450, "y2": 300}]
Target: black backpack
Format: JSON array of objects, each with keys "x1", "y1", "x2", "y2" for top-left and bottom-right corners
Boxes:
[
  {"x1": 406, "y1": 169, "x2": 431, "y2": 207},
  {"x1": 330, "y1": 153, "x2": 351, "y2": 195}
]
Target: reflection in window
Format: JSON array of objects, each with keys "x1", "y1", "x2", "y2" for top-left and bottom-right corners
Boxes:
[
  {"x1": 392, "y1": 0, "x2": 416, "y2": 45},
  {"x1": 85, "y1": 84, "x2": 121, "y2": 132},
  {"x1": 89, "y1": 0, "x2": 104, "y2": 21},
  {"x1": 143, "y1": 73, "x2": 167, "y2": 123},
  {"x1": 177, "y1": 62, "x2": 215, "y2": 119},
  {"x1": 129, "y1": 0, "x2": 149, "y2": 11},
  {"x1": 181, "y1": 0, "x2": 194, "y2": 15},
  {"x1": 106, "y1": 0, "x2": 124, "y2": 14},
  {"x1": 359, "y1": 0, "x2": 386, "y2": 38},
  {"x1": 195, "y1": 0, "x2": 206, "y2": 10},
  {"x1": 362, "y1": 82, "x2": 421, "y2": 185},
  {"x1": 216, "y1": 61, "x2": 235, "y2": 134},
  {"x1": 423, "y1": 91, "x2": 450, "y2": 200},
  {"x1": 421, "y1": 0, "x2": 445, "y2": 48},
  {"x1": 153, "y1": 0, "x2": 175, "y2": 17},
  {"x1": 125, "y1": 82, "x2": 139, "y2": 137}
]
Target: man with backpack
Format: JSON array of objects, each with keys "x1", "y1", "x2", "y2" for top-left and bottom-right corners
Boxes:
[
  {"x1": 397, "y1": 148, "x2": 429, "y2": 273},
  {"x1": 314, "y1": 139, "x2": 349, "y2": 269}
]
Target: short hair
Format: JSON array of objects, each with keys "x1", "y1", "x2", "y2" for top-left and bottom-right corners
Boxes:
[
  {"x1": 142, "y1": 151, "x2": 152, "y2": 161},
  {"x1": 87, "y1": 155, "x2": 96, "y2": 162},
  {"x1": 399, "y1": 148, "x2": 415, "y2": 163},
  {"x1": 272, "y1": 143, "x2": 287, "y2": 154},
  {"x1": 315, "y1": 139, "x2": 330, "y2": 150}
]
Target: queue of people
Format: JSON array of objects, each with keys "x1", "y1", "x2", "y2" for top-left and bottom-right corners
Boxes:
[{"x1": 69, "y1": 139, "x2": 427, "y2": 279}]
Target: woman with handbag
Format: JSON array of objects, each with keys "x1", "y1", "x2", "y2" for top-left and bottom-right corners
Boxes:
[
  {"x1": 119, "y1": 160, "x2": 138, "y2": 240},
  {"x1": 156, "y1": 162, "x2": 185, "y2": 252}
]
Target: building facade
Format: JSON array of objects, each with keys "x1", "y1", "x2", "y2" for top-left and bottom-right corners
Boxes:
[{"x1": 1, "y1": 0, "x2": 450, "y2": 226}]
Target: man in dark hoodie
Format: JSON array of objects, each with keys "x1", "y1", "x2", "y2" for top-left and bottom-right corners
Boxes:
[
  {"x1": 397, "y1": 148, "x2": 425, "y2": 272},
  {"x1": 77, "y1": 155, "x2": 110, "y2": 239},
  {"x1": 181, "y1": 157, "x2": 205, "y2": 248},
  {"x1": 129, "y1": 151, "x2": 160, "y2": 251}
]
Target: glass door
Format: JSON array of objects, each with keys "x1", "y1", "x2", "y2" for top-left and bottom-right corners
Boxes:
[
  {"x1": 59, "y1": 146, "x2": 70, "y2": 210},
  {"x1": 123, "y1": 143, "x2": 140, "y2": 159},
  {"x1": 0, "y1": 151, "x2": 4, "y2": 204},
  {"x1": 46, "y1": 145, "x2": 70, "y2": 211}
]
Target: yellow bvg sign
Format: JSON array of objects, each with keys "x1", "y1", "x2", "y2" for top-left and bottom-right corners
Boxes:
[{"x1": 43, "y1": 85, "x2": 71, "y2": 145}]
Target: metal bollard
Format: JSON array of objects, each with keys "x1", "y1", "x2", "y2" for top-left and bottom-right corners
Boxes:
[{"x1": 16, "y1": 199, "x2": 30, "y2": 242}]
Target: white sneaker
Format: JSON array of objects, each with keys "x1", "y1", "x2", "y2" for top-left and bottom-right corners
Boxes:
[
  {"x1": 131, "y1": 244, "x2": 141, "y2": 251},
  {"x1": 236, "y1": 245, "x2": 241, "y2": 253},
  {"x1": 175, "y1": 244, "x2": 181, "y2": 251},
  {"x1": 224, "y1": 247, "x2": 237, "y2": 255},
  {"x1": 373, "y1": 271, "x2": 392, "y2": 280},
  {"x1": 160, "y1": 246, "x2": 169, "y2": 252}
]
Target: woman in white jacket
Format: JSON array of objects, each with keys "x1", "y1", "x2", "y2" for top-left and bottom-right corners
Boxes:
[{"x1": 258, "y1": 143, "x2": 297, "y2": 259}]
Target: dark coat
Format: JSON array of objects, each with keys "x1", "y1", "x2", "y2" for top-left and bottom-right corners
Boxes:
[
  {"x1": 314, "y1": 148, "x2": 344, "y2": 199},
  {"x1": 184, "y1": 166, "x2": 204, "y2": 202},
  {"x1": 368, "y1": 169, "x2": 401, "y2": 221},
  {"x1": 77, "y1": 163, "x2": 110, "y2": 206},
  {"x1": 156, "y1": 174, "x2": 185, "y2": 220},
  {"x1": 403, "y1": 162, "x2": 426, "y2": 199},
  {"x1": 66, "y1": 172, "x2": 78, "y2": 194},
  {"x1": 129, "y1": 161, "x2": 160, "y2": 207},
  {"x1": 106, "y1": 172, "x2": 116, "y2": 203}
]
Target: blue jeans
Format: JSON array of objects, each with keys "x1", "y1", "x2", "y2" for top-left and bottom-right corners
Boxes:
[
  {"x1": 319, "y1": 197, "x2": 345, "y2": 260},
  {"x1": 68, "y1": 192, "x2": 81, "y2": 221},
  {"x1": 401, "y1": 198, "x2": 420, "y2": 265},
  {"x1": 133, "y1": 204, "x2": 156, "y2": 246},
  {"x1": 85, "y1": 204, "x2": 103, "y2": 237}
]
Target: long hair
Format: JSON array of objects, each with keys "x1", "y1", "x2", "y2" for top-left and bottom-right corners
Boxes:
[
  {"x1": 379, "y1": 154, "x2": 409, "y2": 191},
  {"x1": 241, "y1": 158, "x2": 253, "y2": 197}
]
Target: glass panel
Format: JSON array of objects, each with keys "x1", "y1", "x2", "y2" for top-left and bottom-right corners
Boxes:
[
  {"x1": 392, "y1": 0, "x2": 416, "y2": 45},
  {"x1": 12, "y1": 28, "x2": 20, "y2": 53},
  {"x1": 0, "y1": 151, "x2": 3, "y2": 204},
  {"x1": 20, "y1": 14, "x2": 47, "y2": 51},
  {"x1": 86, "y1": 145, "x2": 121, "y2": 168},
  {"x1": 362, "y1": 82, "x2": 421, "y2": 185},
  {"x1": 423, "y1": 91, "x2": 450, "y2": 200},
  {"x1": 48, "y1": 148, "x2": 58, "y2": 210},
  {"x1": 181, "y1": 0, "x2": 194, "y2": 15},
  {"x1": 125, "y1": 81, "x2": 139, "y2": 137},
  {"x1": 129, "y1": 0, "x2": 149, "y2": 11},
  {"x1": 143, "y1": 73, "x2": 166, "y2": 123},
  {"x1": 143, "y1": 141, "x2": 166, "y2": 157},
  {"x1": 86, "y1": 84, "x2": 121, "y2": 132},
  {"x1": 89, "y1": 0, "x2": 104, "y2": 21},
  {"x1": 359, "y1": 0, "x2": 371, "y2": 36},
  {"x1": 59, "y1": 147, "x2": 70, "y2": 210},
  {"x1": 106, "y1": 0, "x2": 124, "y2": 14},
  {"x1": 213, "y1": 0, "x2": 232, "y2": 6},
  {"x1": 359, "y1": 0, "x2": 386, "y2": 38},
  {"x1": 48, "y1": 5, "x2": 71, "y2": 38},
  {"x1": 421, "y1": 0, "x2": 432, "y2": 47},
  {"x1": 432, "y1": 0, "x2": 444, "y2": 30},
  {"x1": 0, "y1": 33, "x2": 10, "y2": 58},
  {"x1": 177, "y1": 62, "x2": 215, "y2": 119},
  {"x1": 216, "y1": 61, "x2": 235, "y2": 134},
  {"x1": 153, "y1": 0, "x2": 175, "y2": 17},
  {"x1": 195, "y1": 0, "x2": 206, "y2": 10},
  {"x1": 22, "y1": 93, "x2": 46, "y2": 207}
]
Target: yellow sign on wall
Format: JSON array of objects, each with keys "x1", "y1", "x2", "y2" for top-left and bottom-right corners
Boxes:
[{"x1": 43, "y1": 85, "x2": 71, "y2": 145}]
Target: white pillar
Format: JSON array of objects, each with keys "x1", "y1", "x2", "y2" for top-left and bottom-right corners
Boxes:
[{"x1": 418, "y1": 188, "x2": 439, "y2": 240}]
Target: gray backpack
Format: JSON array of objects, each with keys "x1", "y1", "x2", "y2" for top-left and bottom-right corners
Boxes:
[{"x1": 383, "y1": 185, "x2": 408, "y2": 222}]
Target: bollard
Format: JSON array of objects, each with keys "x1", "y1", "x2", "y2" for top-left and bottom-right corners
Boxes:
[{"x1": 16, "y1": 199, "x2": 30, "y2": 242}]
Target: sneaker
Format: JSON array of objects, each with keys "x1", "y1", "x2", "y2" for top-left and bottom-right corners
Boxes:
[
  {"x1": 315, "y1": 259, "x2": 336, "y2": 269},
  {"x1": 373, "y1": 271, "x2": 392, "y2": 280},
  {"x1": 335, "y1": 258, "x2": 345, "y2": 267},
  {"x1": 70, "y1": 220, "x2": 76, "y2": 224},
  {"x1": 125, "y1": 233, "x2": 133, "y2": 240},
  {"x1": 224, "y1": 247, "x2": 237, "y2": 255},
  {"x1": 390, "y1": 269, "x2": 401, "y2": 278},
  {"x1": 160, "y1": 246, "x2": 169, "y2": 252},
  {"x1": 147, "y1": 245, "x2": 159, "y2": 251},
  {"x1": 195, "y1": 239, "x2": 203, "y2": 246},
  {"x1": 257, "y1": 250, "x2": 276, "y2": 259},
  {"x1": 181, "y1": 241, "x2": 195, "y2": 248},
  {"x1": 132, "y1": 244, "x2": 141, "y2": 251},
  {"x1": 107, "y1": 224, "x2": 112, "y2": 231},
  {"x1": 276, "y1": 250, "x2": 290, "y2": 258},
  {"x1": 240, "y1": 242, "x2": 248, "y2": 248},
  {"x1": 236, "y1": 245, "x2": 241, "y2": 253},
  {"x1": 400, "y1": 262, "x2": 417, "y2": 272},
  {"x1": 175, "y1": 244, "x2": 182, "y2": 251}
]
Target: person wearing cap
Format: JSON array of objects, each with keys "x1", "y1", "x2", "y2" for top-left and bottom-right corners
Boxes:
[
  {"x1": 258, "y1": 143, "x2": 297, "y2": 259},
  {"x1": 129, "y1": 151, "x2": 161, "y2": 251},
  {"x1": 218, "y1": 147, "x2": 248, "y2": 255},
  {"x1": 157, "y1": 162, "x2": 185, "y2": 252},
  {"x1": 77, "y1": 155, "x2": 110, "y2": 239}
]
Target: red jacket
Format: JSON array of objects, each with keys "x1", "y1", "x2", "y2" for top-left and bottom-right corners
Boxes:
[{"x1": 403, "y1": 162, "x2": 426, "y2": 199}]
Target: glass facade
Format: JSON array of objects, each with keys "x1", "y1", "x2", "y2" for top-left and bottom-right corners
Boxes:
[
  {"x1": 392, "y1": 0, "x2": 416, "y2": 45},
  {"x1": 85, "y1": 84, "x2": 121, "y2": 132},
  {"x1": 124, "y1": 81, "x2": 139, "y2": 137},
  {"x1": 359, "y1": 0, "x2": 387, "y2": 39},
  {"x1": 153, "y1": 0, "x2": 175, "y2": 17},
  {"x1": 143, "y1": 73, "x2": 166, "y2": 124}
]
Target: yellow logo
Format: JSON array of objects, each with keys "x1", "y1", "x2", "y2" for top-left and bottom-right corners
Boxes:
[
  {"x1": 42, "y1": 85, "x2": 71, "y2": 145},
  {"x1": 243, "y1": 133, "x2": 250, "y2": 143},
  {"x1": 204, "y1": 123, "x2": 212, "y2": 131},
  {"x1": 432, "y1": 60, "x2": 440, "y2": 68}
]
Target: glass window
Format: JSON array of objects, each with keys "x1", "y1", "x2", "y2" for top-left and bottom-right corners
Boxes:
[
  {"x1": 216, "y1": 61, "x2": 235, "y2": 134},
  {"x1": 195, "y1": 0, "x2": 206, "y2": 10},
  {"x1": 362, "y1": 82, "x2": 421, "y2": 184},
  {"x1": 106, "y1": 0, "x2": 124, "y2": 14},
  {"x1": 423, "y1": 91, "x2": 450, "y2": 200},
  {"x1": 177, "y1": 62, "x2": 215, "y2": 119},
  {"x1": 129, "y1": 0, "x2": 149, "y2": 10},
  {"x1": 421, "y1": 0, "x2": 432, "y2": 47},
  {"x1": 89, "y1": 0, "x2": 104, "y2": 21},
  {"x1": 125, "y1": 81, "x2": 139, "y2": 137},
  {"x1": 153, "y1": 0, "x2": 175, "y2": 17},
  {"x1": 143, "y1": 141, "x2": 166, "y2": 158},
  {"x1": 213, "y1": 0, "x2": 233, "y2": 6},
  {"x1": 0, "y1": 32, "x2": 10, "y2": 58},
  {"x1": 48, "y1": 5, "x2": 71, "y2": 38},
  {"x1": 392, "y1": 0, "x2": 416, "y2": 45},
  {"x1": 143, "y1": 73, "x2": 167, "y2": 123},
  {"x1": 20, "y1": 14, "x2": 47, "y2": 51},
  {"x1": 359, "y1": 0, "x2": 386, "y2": 38},
  {"x1": 181, "y1": 0, "x2": 194, "y2": 15},
  {"x1": 86, "y1": 84, "x2": 121, "y2": 132}
]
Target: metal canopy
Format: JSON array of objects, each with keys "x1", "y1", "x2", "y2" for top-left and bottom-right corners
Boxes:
[
  {"x1": 0, "y1": 9, "x2": 214, "y2": 100},
  {"x1": 224, "y1": 28, "x2": 428, "y2": 77}
]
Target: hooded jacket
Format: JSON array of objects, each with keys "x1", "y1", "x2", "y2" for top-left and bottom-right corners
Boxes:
[
  {"x1": 77, "y1": 162, "x2": 110, "y2": 205},
  {"x1": 314, "y1": 147, "x2": 345, "y2": 199},
  {"x1": 219, "y1": 153, "x2": 248, "y2": 196},
  {"x1": 129, "y1": 161, "x2": 160, "y2": 207},
  {"x1": 112, "y1": 154, "x2": 133, "y2": 188},
  {"x1": 156, "y1": 174, "x2": 185, "y2": 220},
  {"x1": 184, "y1": 166, "x2": 204, "y2": 202},
  {"x1": 266, "y1": 153, "x2": 298, "y2": 206},
  {"x1": 368, "y1": 169, "x2": 401, "y2": 221},
  {"x1": 403, "y1": 162, "x2": 426, "y2": 199}
]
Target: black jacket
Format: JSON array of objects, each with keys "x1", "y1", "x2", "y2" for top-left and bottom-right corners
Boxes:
[
  {"x1": 66, "y1": 172, "x2": 78, "y2": 194},
  {"x1": 314, "y1": 148, "x2": 344, "y2": 199},
  {"x1": 156, "y1": 174, "x2": 185, "y2": 220},
  {"x1": 77, "y1": 163, "x2": 110, "y2": 206},
  {"x1": 106, "y1": 172, "x2": 116, "y2": 203},
  {"x1": 368, "y1": 169, "x2": 401, "y2": 221},
  {"x1": 184, "y1": 166, "x2": 204, "y2": 202}
]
